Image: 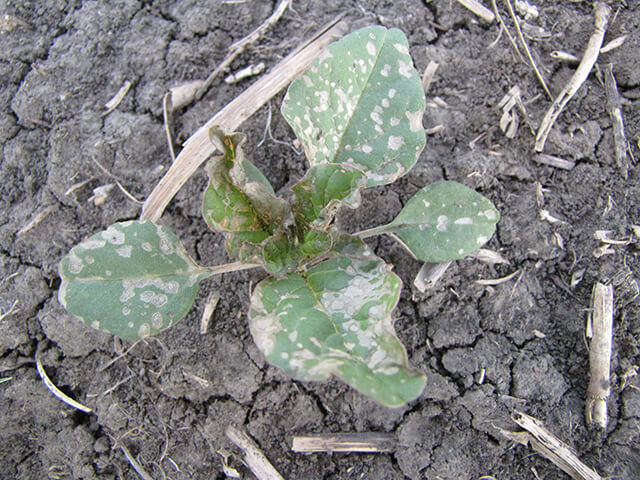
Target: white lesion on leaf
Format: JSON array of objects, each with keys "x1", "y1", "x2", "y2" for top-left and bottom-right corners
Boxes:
[
  {"x1": 436, "y1": 215, "x2": 448, "y2": 232},
  {"x1": 79, "y1": 239, "x2": 106, "y2": 250},
  {"x1": 406, "y1": 110, "x2": 424, "y2": 132},
  {"x1": 398, "y1": 60, "x2": 413, "y2": 79},
  {"x1": 387, "y1": 136, "x2": 404, "y2": 151},
  {"x1": 138, "y1": 323, "x2": 150, "y2": 338},
  {"x1": 67, "y1": 252, "x2": 84, "y2": 274},
  {"x1": 116, "y1": 246, "x2": 132, "y2": 258},
  {"x1": 101, "y1": 225, "x2": 125, "y2": 245}
]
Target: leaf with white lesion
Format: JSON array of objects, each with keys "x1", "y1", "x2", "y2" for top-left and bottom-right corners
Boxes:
[
  {"x1": 282, "y1": 26, "x2": 426, "y2": 188},
  {"x1": 58, "y1": 221, "x2": 211, "y2": 341},
  {"x1": 248, "y1": 235, "x2": 426, "y2": 407},
  {"x1": 292, "y1": 163, "x2": 367, "y2": 227},
  {"x1": 381, "y1": 181, "x2": 499, "y2": 262},
  {"x1": 203, "y1": 129, "x2": 292, "y2": 259}
]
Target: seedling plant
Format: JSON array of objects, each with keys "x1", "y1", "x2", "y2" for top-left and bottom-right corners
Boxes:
[{"x1": 59, "y1": 26, "x2": 499, "y2": 407}]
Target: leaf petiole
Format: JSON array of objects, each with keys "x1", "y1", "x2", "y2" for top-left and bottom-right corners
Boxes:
[
  {"x1": 355, "y1": 224, "x2": 393, "y2": 239},
  {"x1": 204, "y1": 261, "x2": 262, "y2": 276}
]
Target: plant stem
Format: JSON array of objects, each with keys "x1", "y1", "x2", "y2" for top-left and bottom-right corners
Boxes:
[
  {"x1": 204, "y1": 261, "x2": 261, "y2": 276},
  {"x1": 355, "y1": 224, "x2": 393, "y2": 239}
]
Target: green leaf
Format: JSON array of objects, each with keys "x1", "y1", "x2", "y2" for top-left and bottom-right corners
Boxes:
[
  {"x1": 224, "y1": 231, "x2": 268, "y2": 262},
  {"x1": 203, "y1": 128, "x2": 291, "y2": 239},
  {"x1": 58, "y1": 221, "x2": 210, "y2": 341},
  {"x1": 249, "y1": 235, "x2": 426, "y2": 406},
  {"x1": 299, "y1": 229, "x2": 332, "y2": 259},
  {"x1": 292, "y1": 163, "x2": 366, "y2": 227},
  {"x1": 262, "y1": 234, "x2": 301, "y2": 277},
  {"x1": 385, "y1": 181, "x2": 499, "y2": 262},
  {"x1": 282, "y1": 26, "x2": 426, "y2": 187}
]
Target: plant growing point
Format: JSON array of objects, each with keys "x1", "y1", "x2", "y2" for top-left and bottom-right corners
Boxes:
[{"x1": 59, "y1": 26, "x2": 499, "y2": 407}]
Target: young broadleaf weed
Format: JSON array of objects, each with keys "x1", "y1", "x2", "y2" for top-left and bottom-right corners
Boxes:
[{"x1": 59, "y1": 26, "x2": 499, "y2": 407}]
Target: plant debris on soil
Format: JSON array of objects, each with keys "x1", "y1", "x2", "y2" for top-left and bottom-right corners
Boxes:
[{"x1": 1, "y1": 1, "x2": 639, "y2": 479}]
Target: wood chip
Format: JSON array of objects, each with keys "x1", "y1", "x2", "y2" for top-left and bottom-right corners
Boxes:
[
  {"x1": 534, "y1": 153, "x2": 575, "y2": 170},
  {"x1": 515, "y1": 0, "x2": 538, "y2": 20},
  {"x1": 471, "y1": 248, "x2": 510, "y2": 265},
  {"x1": 226, "y1": 62, "x2": 266, "y2": 84},
  {"x1": 585, "y1": 282, "x2": 614, "y2": 429},
  {"x1": 200, "y1": 292, "x2": 220, "y2": 334},
  {"x1": 571, "y1": 269, "x2": 585, "y2": 288},
  {"x1": 103, "y1": 80, "x2": 132, "y2": 116},
  {"x1": 425, "y1": 124, "x2": 445, "y2": 135},
  {"x1": 88, "y1": 184, "x2": 115, "y2": 206},
  {"x1": 414, "y1": 261, "x2": 452, "y2": 292},
  {"x1": 497, "y1": 86, "x2": 522, "y2": 138},
  {"x1": 168, "y1": 80, "x2": 206, "y2": 112},
  {"x1": 550, "y1": 50, "x2": 580, "y2": 63},
  {"x1": 456, "y1": 0, "x2": 495, "y2": 22},
  {"x1": 592, "y1": 244, "x2": 615, "y2": 258},
  {"x1": 594, "y1": 230, "x2": 631, "y2": 245},
  {"x1": 502, "y1": 411, "x2": 604, "y2": 480},
  {"x1": 292, "y1": 433, "x2": 396, "y2": 453},
  {"x1": 226, "y1": 425, "x2": 284, "y2": 480},
  {"x1": 600, "y1": 35, "x2": 627, "y2": 53},
  {"x1": 603, "y1": 63, "x2": 630, "y2": 179},
  {"x1": 539, "y1": 209, "x2": 566, "y2": 224},
  {"x1": 422, "y1": 60, "x2": 439, "y2": 94}
]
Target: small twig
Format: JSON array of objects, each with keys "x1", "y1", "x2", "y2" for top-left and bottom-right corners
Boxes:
[
  {"x1": 36, "y1": 354, "x2": 92, "y2": 413},
  {"x1": 91, "y1": 157, "x2": 145, "y2": 204},
  {"x1": 65, "y1": 177, "x2": 95, "y2": 196},
  {"x1": 193, "y1": 0, "x2": 292, "y2": 105},
  {"x1": 98, "y1": 373, "x2": 135, "y2": 397},
  {"x1": 491, "y1": 0, "x2": 525, "y2": 63},
  {"x1": 200, "y1": 292, "x2": 220, "y2": 334},
  {"x1": 225, "y1": 62, "x2": 266, "y2": 84},
  {"x1": 475, "y1": 270, "x2": 519, "y2": 286},
  {"x1": 163, "y1": 92, "x2": 176, "y2": 162},
  {"x1": 226, "y1": 425, "x2": 284, "y2": 480},
  {"x1": 603, "y1": 63, "x2": 629, "y2": 179},
  {"x1": 292, "y1": 433, "x2": 396, "y2": 453},
  {"x1": 205, "y1": 262, "x2": 261, "y2": 276},
  {"x1": 425, "y1": 124, "x2": 444, "y2": 135},
  {"x1": 97, "y1": 339, "x2": 142, "y2": 372},
  {"x1": 421, "y1": 60, "x2": 439, "y2": 94},
  {"x1": 103, "y1": 80, "x2": 132, "y2": 117},
  {"x1": 550, "y1": 50, "x2": 580, "y2": 64},
  {"x1": 534, "y1": 153, "x2": 575, "y2": 170},
  {"x1": 120, "y1": 443, "x2": 155, "y2": 480},
  {"x1": 0, "y1": 300, "x2": 19, "y2": 321},
  {"x1": 17, "y1": 205, "x2": 55, "y2": 235},
  {"x1": 140, "y1": 15, "x2": 349, "y2": 222},
  {"x1": 455, "y1": 0, "x2": 495, "y2": 22},
  {"x1": 600, "y1": 35, "x2": 627, "y2": 53},
  {"x1": 535, "y1": 2, "x2": 611, "y2": 152},
  {"x1": 505, "y1": 0, "x2": 552, "y2": 101},
  {"x1": 585, "y1": 282, "x2": 614, "y2": 429},
  {"x1": 501, "y1": 411, "x2": 604, "y2": 480},
  {"x1": 471, "y1": 248, "x2": 510, "y2": 265},
  {"x1": 414, "y1": 262, "x2": 452, "y2": 293}
]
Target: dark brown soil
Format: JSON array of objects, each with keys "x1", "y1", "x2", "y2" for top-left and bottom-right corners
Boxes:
[{"x1": 1, "y1": 1, "x2": 639, "y2": 479}]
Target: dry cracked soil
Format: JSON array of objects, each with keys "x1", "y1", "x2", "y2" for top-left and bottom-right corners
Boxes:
[{"x1": 1, "y1": 0, "x2": 640, "y2": 479}]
